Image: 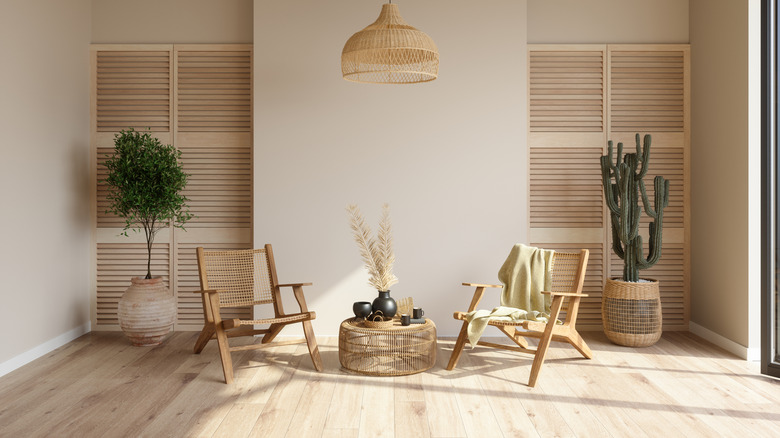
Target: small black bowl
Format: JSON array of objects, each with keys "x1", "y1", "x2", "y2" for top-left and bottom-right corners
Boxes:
[{"x1": 353, "y1": 301, "x2": 372, "y2": 319}]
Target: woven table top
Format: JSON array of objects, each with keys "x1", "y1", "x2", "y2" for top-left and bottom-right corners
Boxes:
[{"x1": 340, "y1": 317, "x2": 435, "y2": 333}]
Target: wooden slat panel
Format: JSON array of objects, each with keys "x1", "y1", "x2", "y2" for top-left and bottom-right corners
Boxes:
[
  {"x1": 96, "y1": 243, "x2": 170, "y2": 326},
  {"x1": 178, "y1": 144, "x2": 251, "y2": 228},
  {"x1": 176, "y1": 242, "x2": 252, "y2": 328},
  {"x1": 609, "y1": 50, "x2": 685, "y2": 133},
  {"x1": 176, "y1": 50, "x2": 252, "y2": 133},
  {"x1": 96, "y1": 51, "x2": 171, "y2": 132},
  {"x1": 530, "y1": 51, "x2": 604, "y2": 132},
  {"x1": 530, "y1": 147, "x2": 603, "y2": 228},
  {"x1": 609, "y1": 244, "x2": 686, "y2": 330}
]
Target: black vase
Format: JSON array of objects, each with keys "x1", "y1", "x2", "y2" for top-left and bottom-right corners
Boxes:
[
  {"x1": 352, "y1": 301, "x2": 372, "y2": 319},
  {"x1": 372, "y1": 290, "x2": 397, "y2": 318}
]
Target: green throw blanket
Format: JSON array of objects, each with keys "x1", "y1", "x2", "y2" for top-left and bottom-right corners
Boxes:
[{"x1": 464, "y1": 244, "x2": 555, "y2": 347}]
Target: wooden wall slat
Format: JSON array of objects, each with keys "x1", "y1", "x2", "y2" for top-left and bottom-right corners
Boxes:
[
  {"x1": 609, "y1": 51, "x2": 685, "y2": 133},
  {"x1": 530, "y1": 51, "x2": 604, "y2": 132},
  {"x1": 96, "y1": 51, "x2": 171, "y2": 132}
]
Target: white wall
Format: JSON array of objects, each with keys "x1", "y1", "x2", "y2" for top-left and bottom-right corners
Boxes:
[
  {"x1": 528, "y1": 0, "x2": 688, "y2": 44},
  {"x1": 689, "y1": 0, "x2": 760, "y2": 357},
  {"x1": 255, "y1": 0, "x2": 528, "y2": 336},
  {"x1": 92, "y1": 0, "x2": 252, "y2": 43},
  {"x1": 0, "y1": 1, "x2": 92, "y2": 368}
]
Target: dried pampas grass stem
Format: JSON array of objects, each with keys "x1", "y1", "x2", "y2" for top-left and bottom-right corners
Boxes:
[{"x1": 347, "y1": 203, "x2": 398, "y2": 291}]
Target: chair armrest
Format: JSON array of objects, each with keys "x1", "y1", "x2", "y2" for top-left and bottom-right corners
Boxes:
[
  {"x1": 194, "y1": 289, "x2": 219, "y2": 294},
  {"x1": 275, "y1": 283, "x2": 313, "y2": 313},
  {"x1": 462, "y1": 283, "x2": 503, "y2": 313},
  {"x1": 462, "y1": 283, "x2": 503, "y2": 288},
  {"x1": 276, "y1": 282, "x2": 313, "y2": 288},
  {"x1": 541, "y1": 291, "x2": 589, "y2": 297}
]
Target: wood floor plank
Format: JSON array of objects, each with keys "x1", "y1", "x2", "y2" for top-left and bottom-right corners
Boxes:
[
  {"x1": 0, "y1": 331, "x2": 778, "y2": 438},
  {"x1": 357, "y1": 376, "x2": 394, "y2": 438},
  {"x1": 422, "y1": 341, "x2": 467, "y2": 437},
  {"x1": 213, "y1": 403, "x2": 265, "y2": 438},
  {"x1": 248, "y1": 345, "x2": 309, "y2": 438}
]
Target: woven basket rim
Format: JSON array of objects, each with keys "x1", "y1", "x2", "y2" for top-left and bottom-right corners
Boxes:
[{"x1": 606, "y1": 277, "x2": 659, "y2": 284}]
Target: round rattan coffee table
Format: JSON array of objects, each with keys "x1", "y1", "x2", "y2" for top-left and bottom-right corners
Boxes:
[{"x1": 338, "y1": 317, "x2": 437, "y2": 376}]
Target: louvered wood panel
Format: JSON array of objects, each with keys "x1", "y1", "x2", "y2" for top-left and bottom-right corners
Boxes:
[
  {"x1": 529, "y1": 50, "x2": 604, "y2": 132},
  {"x1": 178, "y1": 143, "x2": 251, "y2": 227},
  {"x1": 609, "y1": 50, "x2": 685, "y2": 132},
  {"x1": 609, "y1": 244, "x2": 686, "y2": 330},
  {"x1": 96, "y1": 51, "x2": 171, "y2": 132},
  {"x1": 530, "y1": 243, "x2": 604, "y2": 330},
  {"x1": 176, "y1": 242, "x2": 252, "y2": 328},
  {"x1": 176, "y1": 50, "x2": 251, "y2": 132},
  {"x1": 96, "y1": 243, "x2": 170, "y2": 326},
  {"x1": 530, "y1": 147, "x2": 603, "y2": 228}
]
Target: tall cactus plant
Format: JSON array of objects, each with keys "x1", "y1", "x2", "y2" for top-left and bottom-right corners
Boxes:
[{"x1": 600, "y1": 134, "x2": 670, "y2": 282}]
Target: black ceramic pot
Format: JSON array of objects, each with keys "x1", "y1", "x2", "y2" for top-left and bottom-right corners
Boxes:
[
  {"x1": 352, "y1": 301, "x2": 372, "y2": 319},
  {"x1": 371, "y1": 290, "x2": 397, "y2": 318}
]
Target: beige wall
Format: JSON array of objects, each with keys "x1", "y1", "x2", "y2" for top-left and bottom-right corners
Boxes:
[
  {"x1": 0, "y1": 1, "x2": 92, "y2": 366},
  {"x1": 528, "y1": 0, "x2": 688, "y2": 44},
  {"x1": 92, "y1": 0, "x2": 252, "y2": 43},
  {"x1": 255, "y1": 0, "x2": 528, "y2": 336},
  {"x1": 690, "y1": 0, "x2": 760, "y2": 353}
]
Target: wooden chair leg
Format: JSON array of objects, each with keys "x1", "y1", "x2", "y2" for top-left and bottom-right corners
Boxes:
[
  {"x1": 206, "y1": 293, "x2": 234, "y2": 384},
  {"x1": 446, "y1": 321, "x2": 470, "y2": 370},
  {"x1": 528, "y1": 296, "x2": 564, "y2": 387},
  {"x1": 302, "y1": 320, "x2": 323, "y2": 372},
  {"x1": 214, "y1": 323, "x2": 234, "y2": 384},
  {"x1": 193, "y1": 324, "x2": 215, "y2": 354},
  {"x1": 262, "y1": 323, "x2": 284, "y2": 344},
  {"x1": 566, "y1": 330, "x2": 593, "y2": 359}
]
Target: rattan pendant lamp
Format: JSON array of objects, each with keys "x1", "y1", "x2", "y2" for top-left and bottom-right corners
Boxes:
[{"x1": 341, "y1": 1, "x2": 439, "y2": 84}]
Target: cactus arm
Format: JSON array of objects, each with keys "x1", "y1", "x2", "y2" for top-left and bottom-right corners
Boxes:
[
  {"x1": 637, "y1": 134, "x2": 651, "y2": 180},
  {"x1": 610, "y1": 213, "x2": 625, "y2": 260},
  {"x1": 639, "y1": 179, "x2": 658, "y2": 219},
  {"x1": 601, "y1": 157, "x2": 620, "y2": 214}
]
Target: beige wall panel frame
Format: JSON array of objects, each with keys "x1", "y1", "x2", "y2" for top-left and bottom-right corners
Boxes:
[
  {"x1": 528, "y1": 44, "x2": 690, "y2": 331},
  {"x1": 91, "y1": 44, "x2": 253, "y2": 331}
]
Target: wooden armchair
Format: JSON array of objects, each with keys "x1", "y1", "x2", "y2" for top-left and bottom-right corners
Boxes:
[
  {"x1": 193, "y1": 245, "x2": 323, "y2": 384},
  {"x1": 446, "y1": 249, "x2": 592, "y2": 387}
]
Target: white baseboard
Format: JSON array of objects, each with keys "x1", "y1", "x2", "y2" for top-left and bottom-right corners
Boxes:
[
  {"x1": 0, "y1": 322, "x2": 91, "y2": 378},
  {"x1": 689, "y1": 322, "x2": 761, "y2": 361}
]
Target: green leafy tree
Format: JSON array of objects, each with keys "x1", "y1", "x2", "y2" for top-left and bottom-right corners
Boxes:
[{"x1": 104, "y1": 129, "x2": 193, "y2": 279}]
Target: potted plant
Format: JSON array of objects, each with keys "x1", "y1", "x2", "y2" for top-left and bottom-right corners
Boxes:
[
  {"x1": 346, "y1": 204, "x2": 399, "y2": 318},
  {"x1": 600, "y1": 133, "x2": 669, "y2": 347},
  {"x1": 104, "y1": 128, "x2": 192, "y2": 346}
]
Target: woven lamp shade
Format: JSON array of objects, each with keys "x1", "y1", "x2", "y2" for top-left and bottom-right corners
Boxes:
[{"x1": 342, "y1": 3, "x2": 439, "y2": 84}]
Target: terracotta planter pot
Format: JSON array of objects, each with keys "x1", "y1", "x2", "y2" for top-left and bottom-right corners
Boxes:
[
  {"x1": 602, "y1": 277, "x2": 662, "y2": 347},
  {"x1": 118, "y1": 276, "x2": 175, "y2": 346}
]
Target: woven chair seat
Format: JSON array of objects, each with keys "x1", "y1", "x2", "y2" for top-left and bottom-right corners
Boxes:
[
  {"x1": 452, "y1": 311, "x2": 550, "y2": 331},
  {"x1": 239, "y1": 312, "x2": 315, "y2": 326}
]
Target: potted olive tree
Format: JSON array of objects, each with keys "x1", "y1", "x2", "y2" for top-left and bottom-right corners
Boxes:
[
  {"x1": 104, "y1": 128, "x2": 192, "y2": 346},
  {"x1": 600, "y1": 134, "x2": 669, "y2": 347}
]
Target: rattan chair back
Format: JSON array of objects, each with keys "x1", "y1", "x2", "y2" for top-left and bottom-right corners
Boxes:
[
  {"x1": 198, "y1": 248, "x2": 277, "y2": 308},
  {"x1": 550, "y1": 250, "x2": 588, "y2": 323}
]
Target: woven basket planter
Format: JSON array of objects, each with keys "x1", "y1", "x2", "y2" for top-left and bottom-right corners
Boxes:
[{"x1": 602, "y1": 278, "x2": 662, "y2": 347}]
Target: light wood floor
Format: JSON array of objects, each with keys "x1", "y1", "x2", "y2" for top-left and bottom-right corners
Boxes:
[{"x1": 1, "y1": 331, "x2": 778, "y2": 437}]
